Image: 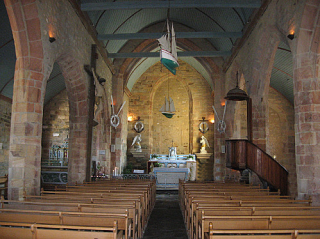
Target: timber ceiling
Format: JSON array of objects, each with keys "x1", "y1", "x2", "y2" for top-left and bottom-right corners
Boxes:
[{"x1": 0, "y1": 0, "x2": 293, "y2": 105}]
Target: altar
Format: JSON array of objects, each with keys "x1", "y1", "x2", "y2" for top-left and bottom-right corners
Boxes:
[
  {"x1": 153, "y1": 167, "x2": 189, "y2": 189},
  {"x1": 148, "y1": 149, "x2": 196, "y2": 189}
]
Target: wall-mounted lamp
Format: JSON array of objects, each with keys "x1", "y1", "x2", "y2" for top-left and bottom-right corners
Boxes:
[
  {"x1": 128, "y1": 115, "x2": 134, "y2": 122},
  {"x1": 287, "y1": 33, "x2": 294, "y2": 40},
  {"x1": 49, "y1": 37, "x2": 56, "y2": 43}
]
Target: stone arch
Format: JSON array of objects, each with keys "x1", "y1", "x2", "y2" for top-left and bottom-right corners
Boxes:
[
  {"x1": 239, "y1": 25, "x2": 281, "y2": 150},
  {"x1": 149, "y1": 71, "x2": 194, "y2": 154},
  {"x1": 5, "y1": 0, "x2": 45, "y2": 199},
  {"x1": 55, "y1": 53, "x2": 90, "y2": 184}
]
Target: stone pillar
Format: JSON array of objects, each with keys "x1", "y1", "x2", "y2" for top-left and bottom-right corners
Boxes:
[
  {"x1": 5, "y1": 0, "x2": 44, "y2": 199},
  {"x1": 195, "y1": 153, "x2": 213, "y2": 181},
  {"x1": 111, "y1": 70, "x2": 126, "y2": 174},
  {"x1": 294, "y1": 1, "x2": 320, "y2": 205}
]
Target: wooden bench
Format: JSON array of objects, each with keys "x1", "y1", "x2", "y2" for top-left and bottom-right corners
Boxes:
[
  {"x1": 0, "y1": 221, "x2": 119, "y2": 239},
  {"x1": 0, "y1": 208, "x2": 130, "y2": 238},
  {"x1": 40, "y1": 190, "x2": 149, "y2": 222},
  {"x1": 1, "y1": 199, "x2": 140, "y2": 239},
  {"x1": 192, "y1": 206, "x2": 320, "y2": 239},
  {"x1": 59, "y1": 187, "x2": 153, "y2": 217},
  {"x1": 209, "y1": 229, "x2": 320, "y2": 239},
  {"x1": 200, "y1": 215, "x2": 320, "y2": 239},
  {"x1": 25, "y1": 193, "x2": 147, "y2": 235},
  {"x1": 185, "y1": 197, "x2": 311, "y2": 235},
  {"x1": 0, "y1": 175, "x2": 8, "y2": 200}
]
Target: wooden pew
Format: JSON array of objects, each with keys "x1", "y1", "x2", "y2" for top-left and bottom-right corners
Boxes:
[
  {"x1": 200, "y1": 215, "x2": 320, "y2": 239},
  {"x1": 0, "y1": 208, "x2": 130, "y2": 239},
  {"x1": 185, "y1": 197, "x2": 311, "y2": 235},
  {"x1": 1, "y1": 199, "x2": 140, "y2": 239},
  {"x1": 40, "y1": 190, "x2": 149, "y2": 223},
  {"x1": 24, "y1": 193, "x2": 146, "y2": 236},
  {"x1": 0, "y1": 221, "x2": 119, "y2": 239},
  {"x1": 15, "y1": 179, "x2": 155, "y2": 238},
  {"x1": 209, "y1": 229, "x2": 320, "y2": 239},
  {"x1": 0, "y1": 174, "x2": 8, "y2": 200},
  {"x1": 192, "y1": 206, "x2": 320, "y2": 239}
]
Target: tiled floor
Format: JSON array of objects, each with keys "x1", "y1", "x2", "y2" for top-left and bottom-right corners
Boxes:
[{"x1": 143, "y1": 191, "x2": 188, "y2": 239}]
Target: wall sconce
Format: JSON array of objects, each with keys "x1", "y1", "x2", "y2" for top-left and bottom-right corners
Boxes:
[
  {"x1": 49, "y1": 37, "x2": 56, "y2": 43},
  {"x1": 210, "y1": 118, "x2": 215, "y2": 124},
  {"x1": 128, "y1": 115, "x2": 133, "y2": 122},
  {"x1": 287, "y1": 33, "x2": 294, "y2": 40},
  {"x1": 287, "y1": 29, "x2": 295, "y2": 40}
]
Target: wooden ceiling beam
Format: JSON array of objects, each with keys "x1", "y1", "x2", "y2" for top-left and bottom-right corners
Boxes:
[
  {"x1": 108, "y1": 51, "x2": 231, "y2": 58},
  {"x1": 98, "y1": 32, "x2": 242, "y2": 40},
  {"x1": 82, "y1": 0, "x2": 261, "y2": 11}
]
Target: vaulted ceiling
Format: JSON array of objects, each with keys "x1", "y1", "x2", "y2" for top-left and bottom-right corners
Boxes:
[{"x1": 0, "y1": 0, "x2": 293, "y2": 105}]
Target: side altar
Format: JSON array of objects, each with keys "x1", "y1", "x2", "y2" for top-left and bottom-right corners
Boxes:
[{"x1": 148, "y1": 148, "x2": 196, "y2": 189}]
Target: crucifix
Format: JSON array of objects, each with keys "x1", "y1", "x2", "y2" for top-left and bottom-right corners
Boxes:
[{"x1": 82, "y1": 44, "x2": 98, "y2": 181}]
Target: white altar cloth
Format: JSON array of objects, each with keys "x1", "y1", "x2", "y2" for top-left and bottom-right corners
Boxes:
[{"x1": 153, "y1": 167, "x2": 190, "y2": 189}]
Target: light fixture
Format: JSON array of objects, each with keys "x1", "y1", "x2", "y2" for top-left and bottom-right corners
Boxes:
[
  {"x1": 49, "y1": 37, "x2": 56, "y2": 43},
  {"x1": 225, "y1": 72, "x2": 248, "y2": 101},
  {"x1": 287, "y1": 33, "x2": 294, "y2": 40},
  {"x1": 128, "y1": 116, "x2": 133, "y2": 122}
]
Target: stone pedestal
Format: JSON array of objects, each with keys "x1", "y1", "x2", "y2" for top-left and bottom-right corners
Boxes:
[
  {"x1": 195, "y1": 153, "x2": 213, "y2": 181},
  {"x1": 127, "y1": 149, "x2": 150, "y2": 171}
]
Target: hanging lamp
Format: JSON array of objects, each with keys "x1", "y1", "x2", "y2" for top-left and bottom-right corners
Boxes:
[{"x1": 225, "y1": 72, "x2": 248, "y2": 101}]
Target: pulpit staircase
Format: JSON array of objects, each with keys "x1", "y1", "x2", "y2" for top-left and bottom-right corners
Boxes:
[{"x1": 226, "y1": 139, "x2": 288, "y2": 195}]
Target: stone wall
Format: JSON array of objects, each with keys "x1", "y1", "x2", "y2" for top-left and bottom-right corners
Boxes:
[
  {"x1": 127, "y1": 61, "x2": 214, "y2": 172},
  {"x1": 42, "y1": 89, "x2": 69, "y2": 161},
  {"x1": 268, "y1": 87, "x2": 296, "y2": 196},
  {"x1": 0, "y1": 97, "x2": 11, "y2": 176}
]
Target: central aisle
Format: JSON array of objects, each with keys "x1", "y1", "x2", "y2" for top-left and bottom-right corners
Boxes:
[{"x1": 143, "y1": 191, "x2": 188, "y2": 239}]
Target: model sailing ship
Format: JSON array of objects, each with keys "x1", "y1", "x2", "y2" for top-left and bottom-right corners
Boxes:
[
  {"x1": 158, "y1": 20, "x2": 179, "y2": 118},
  {"x1": 157, "y1": 20, "x2": 179, "y2": 75}
]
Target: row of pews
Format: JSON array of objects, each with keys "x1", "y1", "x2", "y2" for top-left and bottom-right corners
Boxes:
[
  {"x1": 0, "y1": 179, "x2": 156, "y2": 239},
  {"x1": 179, "y1": 180, "x2": 320, "y2": 239}
]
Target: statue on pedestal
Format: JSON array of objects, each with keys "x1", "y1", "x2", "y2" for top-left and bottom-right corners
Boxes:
[
  {"x1": 200, "y1": 135, "x2": 210, "y2": 154},
  {"x1": 131, "y1": 134, "x2": 142, "y2": 152}
]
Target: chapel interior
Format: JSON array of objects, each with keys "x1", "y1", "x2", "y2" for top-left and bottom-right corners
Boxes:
[{"x1": 0, "y1": 0, "x2": 320, "y2": 238}]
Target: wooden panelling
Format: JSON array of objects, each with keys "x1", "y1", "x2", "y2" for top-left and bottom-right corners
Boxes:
[{"x1": 226, "y1": 140, "x2": 288, "y2": 195}]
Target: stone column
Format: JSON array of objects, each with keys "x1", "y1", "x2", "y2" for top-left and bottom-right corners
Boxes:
[
  {"x1": 5, "y1": 0, "x2": 44, "y2": 199},
  {"x1": 294, "y1": 1, "x2": 320, "y2": 205}
]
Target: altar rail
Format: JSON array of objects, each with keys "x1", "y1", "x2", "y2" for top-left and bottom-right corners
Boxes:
[{"x1": 150, "y1": 154, "x2": 195, "y2": 161}]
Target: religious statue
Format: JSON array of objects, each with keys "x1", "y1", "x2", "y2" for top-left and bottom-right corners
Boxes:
[
  {"x1": 169, "y1": 147, "x2": 177, "y2": 159},
  {"x1": 92, "y1": 67, "x2": 106, "y2": 125},
  {"x1": 200, "y1": 135, "x2": 210, "y2": 154},
  {"x1": 131, "y1": 134, "x2": 142, "y2": 152}
]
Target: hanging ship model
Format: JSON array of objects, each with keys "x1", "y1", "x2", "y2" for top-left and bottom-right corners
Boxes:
[
  {"x1": 158, "y1": 20, "x2": 179, "y2": 118},
  {"x1": 157, "y1": 20, "x2": 179, "y2": 75}
]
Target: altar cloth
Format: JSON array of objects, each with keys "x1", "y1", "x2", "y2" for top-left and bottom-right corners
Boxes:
[{"x1": 153, "y1": 167, "x2": 190, "y2": 189}]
